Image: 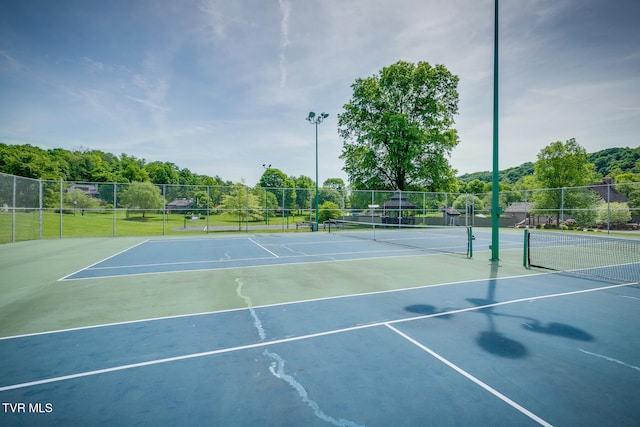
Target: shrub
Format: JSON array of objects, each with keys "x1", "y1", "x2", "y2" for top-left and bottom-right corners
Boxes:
[{"x1": 318, "y1": 201, "x2": 342, "y2": 222}]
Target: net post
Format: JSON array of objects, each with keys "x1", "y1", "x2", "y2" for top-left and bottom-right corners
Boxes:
[
  {"x1": 467, "y1": 226, "x2": 473, "y2": 258},
  {"x1": 523, "y1": 229, "x2": 530, "y2": 268}
]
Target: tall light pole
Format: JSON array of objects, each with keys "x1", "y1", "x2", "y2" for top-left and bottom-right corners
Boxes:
[
  {"x1": 307, "y1": 111, "x2": 328, "y2": 230},
  {"x1": 490, "y1": 0, "x2": 500, "y2": 261}
]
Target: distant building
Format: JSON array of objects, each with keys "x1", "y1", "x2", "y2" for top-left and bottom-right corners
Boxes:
[
  {"x1": 505, "y1": 178, "x2": 631, "y2": 228},
  {"x1": 67, "y1": 184, "x2": 100, "y2": 198},
  {"x1": 440, "y1": 206, "x2": 461, "y2": 226},
  {"x1": 588, "y1": 178, "x2": 630, "y2": 203},
  {"x1": 505, "y1": 202, "x2": 536, "y2": 227},
  {"x1": 165, "y1": 198, "x2": 194, "y2": 213},
  {"x1": 381, "y1": 191, "x2": 416, "y2": 224}
]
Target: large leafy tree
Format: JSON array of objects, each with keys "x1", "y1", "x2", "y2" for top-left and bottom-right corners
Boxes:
[
  {"x1": 533, "y1": 138, "x2": 598, "y2": 224},
  {"x1": 338, "y1": 61, "x2": 460, "y2": 191},
  {"x1": 258, "y1": 167, "x2": 296, "y2": 211},
  {"x1": 292, "y1": 175, "x2": 314, "y2": 212},
  {"x1": 534, "y1": 138, "x2": 596, "y2": 188},
  {"x1": 119, "y1": 182, "x2": 163, "y2": 218},
  {"x1": 323, "y1": 178, "x2": 346, "y2": 191},
  {"x1": 145, "y1": 161, "x2": 181, "y2": 184},
  {"x1": 63, "y1": 188, "x2": 101, "y2": 215},
  {"x1": 221, "y1": 182, "x2": 262, "y2": 229}
]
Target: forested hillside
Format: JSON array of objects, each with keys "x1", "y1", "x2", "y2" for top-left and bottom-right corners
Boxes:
[
  {"x1": 0, "y1": 143, "x2": 231, "y2": 186},
  {"x1": 458, "y1": 147, "x2": 639, "y2": 184},
  {"x1": 1, "y1": 142, "x2": 638, "y2": 188}
]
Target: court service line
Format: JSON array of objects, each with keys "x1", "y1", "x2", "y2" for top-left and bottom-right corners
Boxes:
[
  {"x1": 58, "y1": 246, "x2": 441, "y2": 281},
  {"x1": 4, "y1": 272, "x2": 621, "y2": 341},
  {"x1": 578, "y1": 348, "x2": 640, "y2": 372},
  {"x1": 58, "y1": 239, "x2": 150, "y2": 281},
  {"x1": 385, "y1": 324, "x2": 554, "y2": 427},
  {"x1": 248, "y1": 237, "x2": 280, "y2": 257},
  {"x1": 0, "y1": 323, "x2": 377, "y2": 392},
  {"x1": 76, "y1": 246, "x2": 406, "y2": 272},
  {"x1": 1, "y1": 281, "x2": 636, "y2": 393},
  {"x1": 4, "y1": 273, "x2": 538, "y2": 340}
]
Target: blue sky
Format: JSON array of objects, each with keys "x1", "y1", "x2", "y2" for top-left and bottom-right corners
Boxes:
[{"x1": 1, "y1": 0, "x2": 638, "y2": 186}]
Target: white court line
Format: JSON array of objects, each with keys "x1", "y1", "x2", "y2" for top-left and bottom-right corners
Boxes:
[
  {"x1": 0, "y1": 323, "x2": 376, "y2": 392},
  {"x1": 3, "y1": 273, "x2": 545, "y2": 340},
  {"x1": 7, "y1": 271, "x2": 625, "y2": 340},
  {"x1": 80, "y1": 255, "x2": 278, "y2": 271},
  {"x1": 385, "y1": 323, "x2": 553, "y2": 427},
  {"x1": 578, "y1": 348, "x2": 640, "y2": 372},
  {"x1": 58, "y1": 231, "x2": 496, "y2": 281},
  {"x1": 58, "y1": 239, "x2": 150, "y2": 281},
  {"x1": 248, "y1": 237, "x2": 280, "y2": 257},
  {"x1": 3, "y1": 273, "x2": 538, "y2": 340},
  {"x1": 1, "y1": 281, "x2": 635, "y2": 393},
  {"x1": 58, "y1": 245, "x2": 445, "y2": 281}
]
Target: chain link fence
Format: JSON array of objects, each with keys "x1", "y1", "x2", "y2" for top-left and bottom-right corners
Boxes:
[{"x1": 1, "y1": 172, "x2": 638, "y2": 243}]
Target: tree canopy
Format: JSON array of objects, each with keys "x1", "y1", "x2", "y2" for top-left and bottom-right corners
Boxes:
[
  {"x1": 119, "y1": 182, "x2": 163, "y2": 218},
  {"x1": 1, "y1": 141, "x2": 638, "y2": 195},
  {"x1": 0, "y1": 143, "x2": 230, "y2": 187},
  {"x1": 532, "y1": 138, "x2": 599, "y2": 225},
  {"x1": 534, "y1": 138, "x2": 596, "y2": 189},
  {"x1": 338, "y1": 61, "x2": 460, "y2": 192},
  {"x1": 258, "y1": 167, "x2": 296, "y2": 211}
]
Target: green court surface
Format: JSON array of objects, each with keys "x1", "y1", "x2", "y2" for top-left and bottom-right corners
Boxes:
[{"x1": 0, "y1": 232, "x2": 529, "y2": 337}]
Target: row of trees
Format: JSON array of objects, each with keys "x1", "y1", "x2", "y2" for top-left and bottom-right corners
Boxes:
[
  {"x1": 0, "y1": 143, "x2": 230, "y2": 187},
  {"x1": 4, "y1": 140, "x2": 639, "y2": 230},
  {"x1": 450, "y1": 139, "x2": 640, "y2": 228},
  {"x1": 2, "y1": 139, "x2": 637, "y2": 193}
]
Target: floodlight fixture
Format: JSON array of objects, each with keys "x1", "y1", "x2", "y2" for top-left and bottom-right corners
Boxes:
[
  {"x1": 306, "y1": 111, "x2": 329, "y2": 230},
  {"x1": 307, "y1": 111, "x2": 328, "y2": 125}
]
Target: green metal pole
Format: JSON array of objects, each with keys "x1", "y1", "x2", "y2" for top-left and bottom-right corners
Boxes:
[
  {"x1": 490, "y1": 0, "x2": 500, "y2": 261},
  {"x1": 12, "y1": 176, "x2": 16, "y2": 243},
  {"x1": 307, "y1": 112, "x2": 327, "y2": 231},
  {"x1": 523, "y1": 229, "x2": 529, "y2": 267},
  {"x1": 315, "y1": 121, "x2": 319, "y2": 228}
]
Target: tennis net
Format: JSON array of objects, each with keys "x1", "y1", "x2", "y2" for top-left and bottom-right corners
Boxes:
[
  {"x1": 326, "y1": 219, "x2": 473, "y2": 257},
  {"x1": 524, "y1": 230, "x2": 640, "y2": 284}
]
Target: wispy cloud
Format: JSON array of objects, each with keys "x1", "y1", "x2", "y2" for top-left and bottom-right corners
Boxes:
[
  {"x1": 1, "y1": 0, "x2": 638, "y2": 184},
  {"x1": 199, "y1": 0, "x2": 227, "y2": 40},
  {"x1": 0, "y1": 50, "x2": 24, "y2": 72},
  {"x1": 278, "y1": 0, "x2": 291, "y2": 88}
]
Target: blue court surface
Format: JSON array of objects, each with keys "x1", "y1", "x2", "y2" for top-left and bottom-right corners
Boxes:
[
  {"x1": 1, "y1": 230, "x2": 639, "y2": 426},
  {"x1": 61, "y1": 228, "x2": 508, "y2": 280}
]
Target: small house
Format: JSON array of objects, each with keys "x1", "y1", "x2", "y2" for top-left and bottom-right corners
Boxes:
[{"x1": 165, "y1": 198, "x2": 195, "y2": 214}]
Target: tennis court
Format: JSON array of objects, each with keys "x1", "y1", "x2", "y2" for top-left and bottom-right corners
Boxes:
[{"x1": 1, "y1": 228, "x2": 639, "y2": 426}]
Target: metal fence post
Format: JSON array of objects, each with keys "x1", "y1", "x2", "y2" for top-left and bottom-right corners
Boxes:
[
  {"x1": 607, "y1": 182, "x2": 611, "y2": 234},
  {"x1": 12, "y1": 175, "x2": 16, "y2": 243},
  {"x1": 113, "y1": 183, "x2": 117, "y2": 237},
  {"x1": 59, "y1": 179, "x2": 63, "y2": 239},
  {"x1": 39, "y1": 179, "x2": 43, "y2": 240}
]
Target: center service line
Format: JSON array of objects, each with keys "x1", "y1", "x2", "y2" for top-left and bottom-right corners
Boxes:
[
  {"x1": 384, "y1": 323, "x2": 554, "y2": 427},
  {"x1": 248, "y1": 237, "x2": 280, "y2": 258}
]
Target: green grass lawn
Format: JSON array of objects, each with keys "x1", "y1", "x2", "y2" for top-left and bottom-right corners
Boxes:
[{"x1": 0, "y1": 210, "x2": 314, "y2": 243}]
